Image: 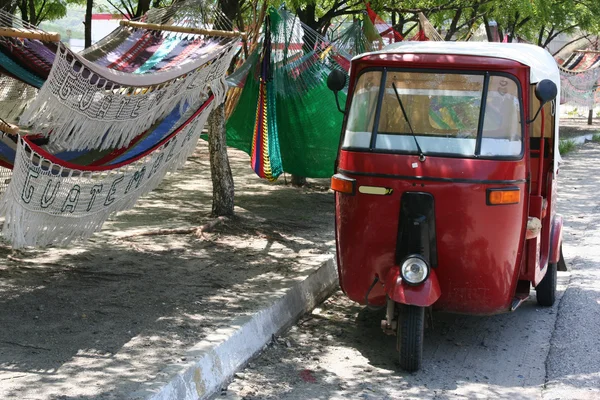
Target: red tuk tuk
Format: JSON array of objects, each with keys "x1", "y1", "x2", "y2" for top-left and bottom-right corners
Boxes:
[{"x1": 327, "y1": 42, "x2": 566, "y2": 372}]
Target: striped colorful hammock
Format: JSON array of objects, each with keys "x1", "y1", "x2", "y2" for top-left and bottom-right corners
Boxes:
[
  {"x1": 250, "y1": 20, "x2": 282, "y2": 181},
  {"x1": 18, "y1": 37, "x2": 236, "y2": 150},
  {"x1": 557, "y1": 50, "x2": 600, "y2": 107},
  {"x1": 226, "y1": 7, "x2": 349, "y2": 180},
  {"x1": 365, "y1": 2, "x2": 403, "y2": 44},
  {"x1": 0, "y1": 95, "x2": 216, "y2": 248},
  {"x1": 559, "y1": 51, "x2": 600, "y2": 74},
  {"x1": 0, "y1": 2, "x2": 239, "y2": 247},
  {"x1": 226, "y1": 6, "x2": 445, "y2": 181}
]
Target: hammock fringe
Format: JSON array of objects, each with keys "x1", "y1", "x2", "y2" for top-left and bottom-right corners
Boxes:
[
  {"x1": 19, "y1": 42, "x2": 237, "y2": 151},
  {"x1": 0, "y1": 1, "x2": 237, "y2": 248},
  {"x1": 1, "y1": 98, "x2": 215, "y2": 248}
]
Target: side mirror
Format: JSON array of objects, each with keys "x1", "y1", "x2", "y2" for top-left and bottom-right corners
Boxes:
[
  {"x1": 535, "y1": 79, "x2": 558, "y2": 105},
  {"x1": 327, "y1": 69, "x2": 347, "y2": 114},
  {"x1": 327, "y1": 69, "x2": 347, "y2": 92},
  {"x1": 528, "y1": 79, "x2": 558, "y2": 123}
]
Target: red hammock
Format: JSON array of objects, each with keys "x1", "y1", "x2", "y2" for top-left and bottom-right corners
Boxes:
[
  {"x1": 365, "y1": 2, "x2": 435, "y2": 43},
  {"x1": 365, "y1": 2, "x2": 403, "y2": 43}
]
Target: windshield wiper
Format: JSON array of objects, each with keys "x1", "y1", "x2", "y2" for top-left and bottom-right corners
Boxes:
[{"x1": 392, "y1": 82, "x2": 426, "y2": 162}]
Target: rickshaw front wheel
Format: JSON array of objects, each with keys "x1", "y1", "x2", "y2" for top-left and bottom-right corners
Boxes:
[
  {"x1": 397, "y1": 304, "x2": 424, "y2": 372},
  {"x1": 536, "y1": 262, "x2": 557, "y2": 306}
]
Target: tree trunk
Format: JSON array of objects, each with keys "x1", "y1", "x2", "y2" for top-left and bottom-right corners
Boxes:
[
  {"x1": 19, "y1": 0, "x2": 28, "y2": 23},
  {"x1": 291, "y1": 175, "x2": 307, "y2": 187},
  {"x1": 0, "y1": 0, "x2": 13, "y2": 11},
  {"x1": 217, "y1": 0, "x2": 238, "y2": 30},
  {"x1": 135, "y1": 0, "x2": 151, "y2": 18},
  {"x1": 444, "y1": 8, "x2": 462, "y2": 41},
  {"x1": 589, "y1": 108, "x2": 594, "y2": 126},
  {"x1": 207, "y1": 102, "x2": 235, "y2": 217},
  {"x1": 27, "y1": 0, "x2": 35, "y2": 25},
  {"x1": 84, "y1": 0, "x2": 93, "y2": 49},
  {"x1": 537, "y1": 26, "x2": 545, "y2": 47},
  {"x1": 296, "y1": 3, "x2": 318, "y2": 33}
]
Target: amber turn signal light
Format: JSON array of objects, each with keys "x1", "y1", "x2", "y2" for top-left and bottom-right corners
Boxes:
[
  {"x1": 487, "y1": 187, "x2": 520, "y2": 205},
  {"x1": 331, "y1": 173, "x2": 355, "y2": 194}
]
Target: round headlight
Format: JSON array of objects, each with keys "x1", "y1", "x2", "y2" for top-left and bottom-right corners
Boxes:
[{"x1": 400, "y1": 255, "x2": 429, "y2": 285}]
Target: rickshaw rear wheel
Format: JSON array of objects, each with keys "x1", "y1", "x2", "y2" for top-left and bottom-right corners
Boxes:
[
  {"x1": 536, "y1": 262, "x2": 557, "y2": 306},
  {"x1": 397, "y1": 304, "x2": 424, "y2": 372}
]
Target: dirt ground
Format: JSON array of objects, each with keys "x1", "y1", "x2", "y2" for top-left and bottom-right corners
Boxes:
[
  {"x1": 559, "y1": 117, "x2": 600, "y2": 138},
  {"x1": 1, "y1": 117, "x2": 596, "y2": 400},
  {"x1": 0, "y1": 143, "x2": 335, "y2": 400}
]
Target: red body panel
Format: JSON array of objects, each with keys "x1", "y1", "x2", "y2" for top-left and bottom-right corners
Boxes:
[
  {"x1": 384, "y1": 267, "x2": 441, "y2": 307},
  {"x1": 334, "y1": 54, "x2": 543, "y2": 315},
  {"x1": 523, "y1": 195, "x2": 548, "y2": 285},
  {"x1": 336, "y1": 152, "x2": 528, "y2": 314}
]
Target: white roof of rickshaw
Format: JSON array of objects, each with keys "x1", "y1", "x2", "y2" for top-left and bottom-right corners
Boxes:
[{"x1": 355, "y1": 42, "x2": 560, "y2": 84}]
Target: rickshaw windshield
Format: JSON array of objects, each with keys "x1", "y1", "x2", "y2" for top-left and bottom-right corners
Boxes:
[{"x1": 343, "y1": 70, "x2": 523, "y2": 158}]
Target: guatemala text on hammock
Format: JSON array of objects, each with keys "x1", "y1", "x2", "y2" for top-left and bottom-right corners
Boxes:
[{"x1": 0, "y1": 1, "x2": 241, "y2": 247}]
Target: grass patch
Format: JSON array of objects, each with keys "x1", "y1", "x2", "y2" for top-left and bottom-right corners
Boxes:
[
  {"x1": 592, "y1": 133, "x2": 600, "y2": 143},
  {"x1": 559, "y1": 139, "x2": 577, "y2": 154},
  {"x1": 565, "y1": 107, "x2": 579, "y2": 117}
]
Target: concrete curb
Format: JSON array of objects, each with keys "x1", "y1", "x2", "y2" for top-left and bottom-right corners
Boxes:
[
  {"x1": 564, "y1": 133, "x2": 597, "y2": 145},
  {"x1": 129, "y1": 257, "x2": 338, "y2": 400}
]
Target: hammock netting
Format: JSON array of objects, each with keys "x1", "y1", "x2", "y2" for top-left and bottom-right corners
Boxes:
[
  {"x1": 0, "y1": 1, "x2": 447, "y2": 246},
  {"x1": 0, "y1": 1, "x2": 241, "y2": 247},
  {"x1": 224, "y1": 6, "x2": 442, "y2": 181},
  {"x1": 365, "y1": 2, "x2": 403, "y2": 45},
  {"x1": 226, "y1": 7, "x2": 350, "y2": 180},
  {"x1": 558, "y1": 51, "x2": 600, "y2": 108},
  {"x1": 328, "y1": 20, "x2": 373, "y2": 59}
]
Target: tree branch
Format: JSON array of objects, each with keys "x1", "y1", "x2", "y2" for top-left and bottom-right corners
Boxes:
[
  {"x1": 402, "y1": 22, "x2": 419, "y2": 38},
  {"x1": 544, "y1": 24, "x2": 579, "y2": 48},
  {"x1": 537, "y1": 25, "x2": 546, "y2": 47},
  {"x1": 105, "y1": 0, "x2": 129, "y2": 19},
  {"x1": 126, "y1": 0, "x2": 136, "y2": 17},
  {"x1": 515, "y1": 16, "x2": 531, "y2": 30},
  {"x1": 120, "y1": 217, "x2": 228, "y2": 239},
  {"x1": 444, "y1": 8, "x2": 462, "y2": 41},
  {"x1": 384, "y1": 0, "x2": 477, "y2": 15},
  {"x1": 552, "y1": 34, "x2": 591, "y2": 56}
]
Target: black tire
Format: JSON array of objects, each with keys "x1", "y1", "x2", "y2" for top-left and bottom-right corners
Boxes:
[
  {"x1": 536, "y1": 262, "x2": 557, "y2": 306},
  {"x1": 397, "y1": 304, "x2": 425, "y2": 372}
]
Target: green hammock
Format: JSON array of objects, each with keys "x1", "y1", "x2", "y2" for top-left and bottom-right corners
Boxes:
[{"x1": 226, "y1": 7, "x2": 348, "y2": 179}]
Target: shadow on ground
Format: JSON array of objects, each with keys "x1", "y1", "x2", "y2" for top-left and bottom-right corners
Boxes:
[{"x1": 0, "y1": 144, "x2": 336, "y2": 399}]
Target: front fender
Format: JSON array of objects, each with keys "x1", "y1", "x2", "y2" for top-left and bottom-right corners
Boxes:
[
  {"x1": 384, "y1": 266, "x2": 441, "y2": 307},
  {"x1": 550, "y1": 214, "x2": 563, "y2": 265}
]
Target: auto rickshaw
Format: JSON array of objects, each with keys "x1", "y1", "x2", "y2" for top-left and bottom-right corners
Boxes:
[{"x1": 327, "y1": 42, "x2": 567, "y2": 372}]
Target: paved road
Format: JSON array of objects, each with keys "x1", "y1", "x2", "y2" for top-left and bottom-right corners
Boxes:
[{"x1": 222, "y1": 143, "x2": 600, "y2": 400}]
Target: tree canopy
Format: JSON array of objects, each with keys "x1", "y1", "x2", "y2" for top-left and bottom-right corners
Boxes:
[
  {"x1": 284, "y1": 0, "x2": 600, "y2": 50},
  {"x1": 13, "y1": 0, "x2": 85, "y2": 25},
  {"x1": 2, "y1": 0, "x2": 599, "y2": 51}
]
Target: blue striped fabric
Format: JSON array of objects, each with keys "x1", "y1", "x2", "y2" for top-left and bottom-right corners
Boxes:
[
  {"x1": 108, "y1": 104, "x2": 186, "y2": 165},
  {"x1": 134, "y1": 36, "x2": 181, "y2": 74},
  {"x1": 0, "y1": 51, "x2": 45, "y2": 88},
  {"x1": 148, "y1": 38, "x2": 192, "y2": 72}
]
